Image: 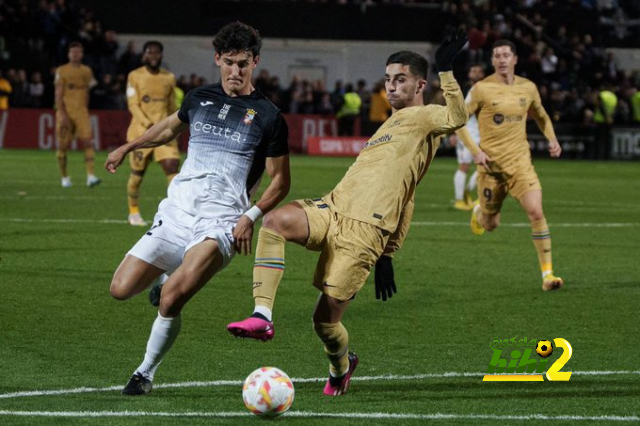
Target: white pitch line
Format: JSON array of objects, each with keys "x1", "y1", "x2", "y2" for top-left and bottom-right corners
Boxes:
[
  {"x1": 0, "y1": 410, "x2": 638, "y2": 421},
  {"x1": 0, "y1": 217, "x2": 638, "y2": 228},
  {"x1": 1, "y1": 370, "x2": 638, "y2": 400}
]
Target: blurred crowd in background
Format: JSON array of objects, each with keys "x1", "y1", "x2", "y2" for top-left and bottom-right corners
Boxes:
[{"x1": 1, "y1": 0, "x2": 639, "y2": 130}]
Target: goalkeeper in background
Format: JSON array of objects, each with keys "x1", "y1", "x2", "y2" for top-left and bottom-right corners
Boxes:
[{"x1": 228, "y1": 30, "x2": 469, "y2": 396}]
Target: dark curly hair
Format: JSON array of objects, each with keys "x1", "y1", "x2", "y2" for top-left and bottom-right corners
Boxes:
[
  {"x1": 212, "y1": 21, "x2": 262, "y2": 57},
  {"x1": 386, "y1": 51, "x2": 429, "y2": 80}
]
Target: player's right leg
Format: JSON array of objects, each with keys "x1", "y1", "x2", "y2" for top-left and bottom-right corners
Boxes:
[
  {"x1": 471, "y1": 171, "x2": 504, "y2": 235},
  {"x1": 127, "y1": 149, "x2": 152, "y2": 226},
  {"x1": 227, "y1": 201, "x2": 314, "y2": 340},
  {"x1": 109, "y1": 255, "x2": 165, "y2": 301},
  {"x1": 56, "y1": 116, "x2": 72, "y2": 187}
]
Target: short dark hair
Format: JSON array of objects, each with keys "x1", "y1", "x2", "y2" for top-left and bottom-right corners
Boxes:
[
  {"x1": 68, "y1": 41, "x2": 83, "y2": 51},
  {"x1": 212, "y1": 21, "x2": 262, "y2": 57},
  {"x1": 385, "y1": 51, "x2": 429, "y2": 80},
  {"x1": 492, "y1": 39, "x2": 517, "y2": 55},
  {"x1": 143, "y1": 40, "x2": 164, "y2": 53}
]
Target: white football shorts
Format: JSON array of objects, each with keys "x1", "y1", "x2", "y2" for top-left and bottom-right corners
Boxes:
[{"x1": 128, "y1": 198, "x2": 236, "y2": 272}]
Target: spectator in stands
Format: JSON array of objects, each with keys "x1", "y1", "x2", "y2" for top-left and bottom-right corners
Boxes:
[
  {"x1": 29, "y1": 71, "x2": 45, "y2": 108},
  {"x1": 0, "y1": 69, "x2": 12, "y2": 110},
  {"x1": 11, "y1": 69, "x2": 30, "y2": 107},
  {"x1": 631, "y1": 86, "x2": 640, "y2": 124},
  {"x1": 336, "y1": 83, "x2": 361, "y2": 136},
  {"x1": 367, "y1": 80, "x2": 390, "y2": 136},
  {"x1": 591, "y1": 84, "x2": 618, "y2": 160},
  {"x1": 119, "y1": 40, "x2": 141, "y2": 76}
]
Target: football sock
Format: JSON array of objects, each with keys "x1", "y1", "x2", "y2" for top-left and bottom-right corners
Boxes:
[
  {"x1": 252, "y1": 228, "x2": 286, "y2": 313},
  {"x1": 454, "y1": 170, "x2": 466, "y2": 200},
  {"x1": 314, "y1": 322, "x2": 350, "y2": 377},
  {"x1": 135, "y1": 313, "x2": 181, "y2": 381},
  {"x1": 84, "y1": 147, "x2": 95, "y2": 175},
  {"x1": 252, "y1": 306, "x2": 272, "y2": 322},
  {"x1": 127, "y1": 174, "x2": 143, "y2": 214},
  {"x1": 467, "y1": 171, "x2": 478, "y2": 192},
  {"x1": 166, "y1": 173, "x2": 177, "y2": 185},
  {"x1": 56, "y1": 150, "x2": 67, "y2": 177},
  {"x1": 531, "y1": 218, "x2": 553, "y2": 278}
]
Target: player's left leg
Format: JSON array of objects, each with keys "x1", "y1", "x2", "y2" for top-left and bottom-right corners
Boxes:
[
  {"x1": 123, "y1": 238, "x2": 225, "y2": 395},
  {"x1": 454, "y1": 162, "x2": 473, "y2": 210},
  {"x1": 518, "y1": 189, "x2": 563, "y2": 291},
  {"x1": 159, "y1": 158, "x2": 180, "y2": 183},
  {"x1": 313, "y1": 294, "x2": 358, "y2": 396},
  {"x1": 56, "y1": 117, "x2": 72, "y2": 187},
  {"x1": 76, "y1": 114, "x2": 100, "y2": 187},
  {"x1": 127, "y1": 149, "x2": 152, "y2": 226}
]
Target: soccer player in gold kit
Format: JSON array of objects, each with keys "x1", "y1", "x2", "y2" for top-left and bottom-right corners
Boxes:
[
  {"x1": 228, "y1": 30, "x2": 468, "y2": 396},
  {"x1": 55, "y1": 42, "x2": 100, "y2": 188},
  {"x1": 455, "y1": 39, "x2": 564, "y2": 292},
  {"x1": 125, "y1": 41, "x2": 180, "y2": 226}
]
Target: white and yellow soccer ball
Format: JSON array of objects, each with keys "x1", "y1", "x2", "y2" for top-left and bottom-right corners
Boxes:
[
  {"x1": 242, "y1": 367, "x2": 295, "y2": 417},
  {"x1": 536, "y1": 340, "x2": 554, "y2": 358}
]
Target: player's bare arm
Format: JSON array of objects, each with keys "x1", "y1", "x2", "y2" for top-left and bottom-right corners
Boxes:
[
  {"x1": 105, "y1": 112, "x2": 186, "y2": 173},
  {"x1": 233, "y1": 155, "x2": 291, "y2": 255},
  {"x1": 54, "y1": 78, "x2": 70, "y2": 129}
]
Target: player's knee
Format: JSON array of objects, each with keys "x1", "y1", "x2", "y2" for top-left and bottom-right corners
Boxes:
[
  {"x1": 528, "y1": 210, "x2": 544, "y2": 222},
  {"x1": 109, "y1": 278, "x2": 133, "y2": 300},
  {"x1": 158, "y1": 291, "x2": 185, "y2": 317},
  {"x1": 56, "y1": 149, "x2": 66, "y2": 160},
  {"x1": 262, "y1": 209, "x2": 289, "y2": 234}
]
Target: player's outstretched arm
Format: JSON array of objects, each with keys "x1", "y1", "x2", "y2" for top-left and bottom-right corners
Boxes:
[
  {"x1": 435, "y1": 28, "x2": 468, "y2": 72},
  {"x1": 105, "y1": 112, "x2": 187, "y2": 173},
  {"x1": 233, "y1": 155, "x2": 291, "y2": 255}
]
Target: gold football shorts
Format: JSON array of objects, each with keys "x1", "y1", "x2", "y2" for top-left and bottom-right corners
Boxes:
[
  {"x1": 56, "y1": 110, "x2": 92, "y2": 147},
  {"x1": 477, "y1": 158, "x2": 542, "y2": 215},
  {"x1": 296, "y1": 198, "x2": 388, "y2": 301},
  {"x1": 128, "y1": 140, "x2": 179, "y2": 172}
]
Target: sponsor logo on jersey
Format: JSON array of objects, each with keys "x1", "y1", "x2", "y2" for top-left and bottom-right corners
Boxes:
[
  {"x1": 218, "y1": 103, "x2": 231, "y2": 120},
  {"x1": 243, "y1": 108, "x2": 257, "y2": 125},
  {"x1": 493, "y1": 114, "x2": 505, "y2": 124},
  {"x1": 364, "y1": 133, "x2": 392, "y2": 148},
  {"x1": 142, "y1": 95, "x2": 151, "y2": 103},
  {"x1": 191, "y1": 121, "x2": 246, "y2": 144},
  {"x1": 200, "y1": 101, "x2": 214, "y2": 106}
]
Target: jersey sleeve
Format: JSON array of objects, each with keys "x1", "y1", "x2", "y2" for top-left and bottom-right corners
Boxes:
[
  {"x1": 466, "y1": 83, "x2": 483, "y2": 116},
  {"x1": 177, "y1": 89, "x2": 194, "y2": 123},
  {"x1": 126, "y1": 73, "x2": 152, "y2": 127},
  {"x1": 419, "y1": 72, "x2": 467, "y2": 136},
  {"x1": 528, "y1": 82, "x2": 557, "y2": 141},
  {"x1": 265, "y1": 114, "x2": 289, "y2": 157}
]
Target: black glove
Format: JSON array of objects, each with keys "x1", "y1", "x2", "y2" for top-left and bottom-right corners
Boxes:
[
  {"x1": 375, "y1": 256, "x2": 396, "y2": 301},
  {"x1": 434, "y1": 28, "x2": 468, "y2": 72}
]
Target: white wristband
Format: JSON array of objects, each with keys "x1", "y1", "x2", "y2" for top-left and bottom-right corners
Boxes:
[{"x1": 243, "y1": 205, "x2": 263, "y2": 223}]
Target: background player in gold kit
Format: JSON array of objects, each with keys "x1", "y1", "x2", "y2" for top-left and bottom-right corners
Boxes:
[
  {"x1": 125, "y1": 41, "x2": 180, "y2": 226},
  {"x1": 456, "y1": 39, "x2": 564, "y2": 292},
  {"x1": 228, "y1": 30, "x2": 468, "y2": 396},
  {"x1": 55, "y1": 42, "x2": 100, "y2": 188}
]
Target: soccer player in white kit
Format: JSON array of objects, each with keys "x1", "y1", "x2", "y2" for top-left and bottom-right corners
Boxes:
[
  {"x1": 452, "y1": 64, "x2": 484, "y2": 211},
  {"x1": 104, "y1": 22, "x2": 291, "y2": 395}
]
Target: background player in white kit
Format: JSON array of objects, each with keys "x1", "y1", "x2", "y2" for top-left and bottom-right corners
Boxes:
[
  {"x1": 451, "y1": 64, "x2": 484, "y2": 211},
  {"x1": 104, "y1": 22, "x2": 290, "y2": 395}
]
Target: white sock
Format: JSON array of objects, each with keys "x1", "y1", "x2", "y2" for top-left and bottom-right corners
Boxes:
[
  {"x1": 135, "y1": 313, "x2": 182, "y2": 381},
  {"x1": 454, "y1": 170, "x2": 466, "y2": 200},
  {"x1": 253, "y1": 306, "x2": 272, "y2": 322},
  {"x1": 467, "y1": 171, "x2": 478, "y2": 192}
]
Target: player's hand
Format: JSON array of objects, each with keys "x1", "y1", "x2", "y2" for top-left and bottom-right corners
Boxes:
[
  {"x1": 548, "y1": 139, "x2": 562, "y2": 158},
  {"x1": 435, "y1": 28, "x2": 468, "y2": 72},
  {"x1": 105, "y1": 146, "x2": 128, "y2": 173},
  {"x1": 473, "y1": 150, "x2": 492, "y2": 168},
  {"x1": 233, "y1": 215, "x2": 255, "y2": 255},
  {"x1": 375, "y1": 256, "x2": 396, "y2": 301}
]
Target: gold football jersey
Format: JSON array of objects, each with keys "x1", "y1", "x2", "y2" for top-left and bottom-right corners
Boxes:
[
  {"x1": 55, "y1": 64, "x2": 93, "y2": 113},
  {"x1": 126, "y1": 67, "x2": 176, "y2": 141},
  {"x1": 329, "y1": 72, "x2": 467, "y2": 232},
  {"x1": 462, "y1": 73, "x2": 556, "y2": 165}
]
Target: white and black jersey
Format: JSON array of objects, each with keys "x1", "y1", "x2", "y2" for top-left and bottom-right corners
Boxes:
[{"x1": 169, "y1": 84, "x2": 289, "y2": 218}]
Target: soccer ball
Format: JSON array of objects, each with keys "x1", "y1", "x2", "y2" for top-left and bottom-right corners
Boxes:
[
  {"x1": 536, "y1": 340, "x2": 554, "y2": 358},
  {"x1": 242, "y1": 367, "x2": 294, "y2": 417}
]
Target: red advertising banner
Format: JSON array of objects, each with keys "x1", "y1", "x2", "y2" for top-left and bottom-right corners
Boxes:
[
  {"x1": 307, "y1": 136, "x2": 368, "y2": 157},
  {"x1": 0, "y1": 109, "x2": 360, "y2": 154}
]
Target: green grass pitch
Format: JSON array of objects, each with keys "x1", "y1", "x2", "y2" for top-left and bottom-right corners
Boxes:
[{"x1": 0, "y1": 149, "x2": 639, "y2": 425}]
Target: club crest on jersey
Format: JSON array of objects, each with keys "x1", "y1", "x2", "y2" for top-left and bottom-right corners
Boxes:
[
  {"x1": 519, "y1": 97, "x2": 527, "y2": 107},
  {"x1": 243, "y1": 108, "x2": 257, "y2": 125}
]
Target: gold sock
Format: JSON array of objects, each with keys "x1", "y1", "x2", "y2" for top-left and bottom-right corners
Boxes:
[
  {"x1": 253, "y1": 228, "x2": 286, "y2": 311},
  {"x1": 84, "y1": 147, "x2": 95, "y2": 175},
  {"x1": 56, "y1": 150, "x2": 67, "y2": 177},
  {"x1": 531, "y1": 218, "x2": 552, "y2": 276},
  {"x1": 127, "y1": 174, "x2": 143, "y2": 214},
  {"x1": 314, "y1": 322, "x2": 350, "y2": 377}
]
